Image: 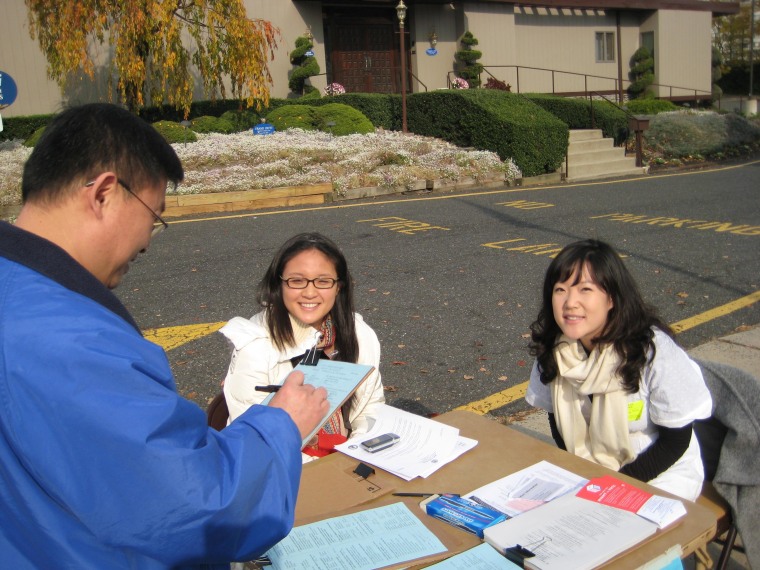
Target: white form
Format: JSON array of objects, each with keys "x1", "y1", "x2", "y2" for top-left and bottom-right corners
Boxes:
[
  {"x1": 465, "y1": 460, "x2": 587, "y2": 518},
  {"x1": 336, "y1": 404, "x2": 462, "y2": 480}
]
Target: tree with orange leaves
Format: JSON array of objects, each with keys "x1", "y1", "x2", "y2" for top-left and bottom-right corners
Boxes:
[{"x1": 25, "y1": 0, "x2": 278, "y2": 116}]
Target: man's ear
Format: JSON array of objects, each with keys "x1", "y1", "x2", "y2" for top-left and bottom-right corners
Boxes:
[{"x1": 83, "y1": 173, "x2": 119, "y2": 219}]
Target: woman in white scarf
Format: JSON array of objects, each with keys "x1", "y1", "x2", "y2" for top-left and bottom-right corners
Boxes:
[{"x1": 526, "y1": 240, "x2": 712, "y2": 501}]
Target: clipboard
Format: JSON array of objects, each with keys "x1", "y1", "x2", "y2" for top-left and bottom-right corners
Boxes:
[{"x1": 261, "y1": 359, "x2": 375, "y2": 447}]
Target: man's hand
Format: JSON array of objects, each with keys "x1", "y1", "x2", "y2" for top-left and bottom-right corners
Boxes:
[{"x1": 269, "y1": 371, "x2": 329, "y2": 441}]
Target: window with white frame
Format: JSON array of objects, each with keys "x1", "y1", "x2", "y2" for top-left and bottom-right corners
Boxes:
[{"x1": 595, "y1": 32, "x2": 615, "y2": 62}]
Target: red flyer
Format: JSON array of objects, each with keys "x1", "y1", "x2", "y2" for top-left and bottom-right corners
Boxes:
[{"x1": 575, "y1": 474, "x2": 652, "y2": 513}]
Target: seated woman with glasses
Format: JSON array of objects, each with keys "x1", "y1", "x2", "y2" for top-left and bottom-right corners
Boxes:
[{"x1": 220, "y1": 232, "x2": 385, "y2": 461}]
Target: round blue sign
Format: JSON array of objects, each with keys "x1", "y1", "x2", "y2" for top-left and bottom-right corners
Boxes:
[
  {"x1": 305, "y1": 50, "x2": 315, "y2": 57},
  {"x1": 425, "y1": 48, "x2": 438, "y2": 56},
  {"x1": 0, "y1": 71, "x2": 18, "y2": 107}
]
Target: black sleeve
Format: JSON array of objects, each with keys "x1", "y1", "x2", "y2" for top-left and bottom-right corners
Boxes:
[
  {"x1": 619, "y1": 423, "x2": 693, "y2": 483},
  {"x1": 547, "y1": 413, "x2": 567, "y2": 451}
]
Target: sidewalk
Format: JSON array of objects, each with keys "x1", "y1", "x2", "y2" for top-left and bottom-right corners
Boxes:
[{"x1": 507, "y1": 326, "x2": 759, "y2": 570}]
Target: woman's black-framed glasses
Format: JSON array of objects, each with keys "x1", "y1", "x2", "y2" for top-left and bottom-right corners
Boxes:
[
  {"x1": 85, "y1": 178, "x2": 169, "y2": 237},
  {"x1": 281, "y1": 277, "x2": 339, "y2": 289}
]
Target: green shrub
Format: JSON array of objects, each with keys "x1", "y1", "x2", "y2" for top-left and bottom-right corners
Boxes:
[
  {"x1": 0, "y1": 114, "x2": 53, "y2": 142},
  {"x1": 644, "y1": 111, "x2": 760, "y2": 158},
  {"x1": 220, "y1": 109, "x2": 259, "y2": 132},
  {"x1": 316, "y1": 103, "x2": 374, "y2": 136},
  {"x1": 267, "y1": 105, "x2": 319, "y2": 131},
  {"x1": 24, "y1": 126, "x2": 47, "y2": 147},
  {"x1": 280, "y1": 93, "x2": 398, "y2": 130},
  {"x1": 190, "y1": 115, "x2": 235, "y2": 134},
  {"x1": 525, "y1": 94, "x2": 628, "y2": 143},
  {"x1": 152, "y1": 120, "x2": 198, "y2": 144},
  {"x1": 624, "y1": 99, "x2": 678, "y2": 115},
  {"x1": 407, "y1": 90, "x2": 567, "y2": 177}
]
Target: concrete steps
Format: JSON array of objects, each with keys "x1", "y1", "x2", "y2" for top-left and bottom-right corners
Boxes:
[{"x1": 563, "y1": 129, "x2": 647, "y2": 182}]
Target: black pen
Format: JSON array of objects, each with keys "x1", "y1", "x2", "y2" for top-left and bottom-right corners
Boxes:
[
  {"x1": 254, "y1": 385, "x2": 281, "y2": 393},
  {"x1": 392, "y1": 492, "x2": 460, "y2": 497}
]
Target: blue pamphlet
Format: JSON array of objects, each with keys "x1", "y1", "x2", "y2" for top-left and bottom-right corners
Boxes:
[{"x1": 261, "y1": 359, "x2": 374, "y2": 446}]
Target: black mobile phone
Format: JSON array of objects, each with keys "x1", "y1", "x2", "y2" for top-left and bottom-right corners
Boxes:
[{"x1": 360, "y1": 432, "x2": 400, "y2": 453}]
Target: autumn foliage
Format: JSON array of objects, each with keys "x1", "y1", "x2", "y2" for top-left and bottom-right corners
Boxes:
[{"x1": 25, "y1": 0, "x2": 279, "y2": 117}]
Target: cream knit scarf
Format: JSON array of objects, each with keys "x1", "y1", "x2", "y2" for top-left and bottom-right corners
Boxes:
[{"x1": 552, "y1": 335, "x2": 634, "y2": 471}]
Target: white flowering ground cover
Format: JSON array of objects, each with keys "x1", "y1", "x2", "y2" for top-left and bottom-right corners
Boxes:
[{"x1": 0, "y1": 129, "x2": 520, "y2": 208}]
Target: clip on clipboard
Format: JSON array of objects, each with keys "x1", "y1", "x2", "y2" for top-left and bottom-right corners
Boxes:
[
  {"x1": 300, "y1": 332, "x2": 324, "y2": 366},
  {"x1": 504, "y1": 544, "x2": 536, "y2": 568}
]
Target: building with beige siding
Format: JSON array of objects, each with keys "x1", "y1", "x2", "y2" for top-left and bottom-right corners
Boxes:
[{"x1": 0, "y1": 1, "x2": 738, "y2": 119}]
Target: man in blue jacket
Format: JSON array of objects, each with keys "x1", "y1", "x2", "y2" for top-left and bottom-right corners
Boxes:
[{"x1": 0, "y1": 103, "x2": 329, "y2": 569}]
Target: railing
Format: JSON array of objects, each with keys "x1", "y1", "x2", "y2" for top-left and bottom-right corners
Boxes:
[
  {"x1": 449, "y1": 65, "x2": 715, "y2": 104},
  {"x1": 587, "y1": 91, "x2": 649, "y2": 168},
  {"x1": 411, "y1": 71, "x2": 428, "y2": 92}
]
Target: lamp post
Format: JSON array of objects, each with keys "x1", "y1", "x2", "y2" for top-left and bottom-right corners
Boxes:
[{"x1": 396, "y1": 0, "x2": 408, "y2": 133}]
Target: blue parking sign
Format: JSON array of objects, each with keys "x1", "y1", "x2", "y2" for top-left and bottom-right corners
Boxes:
[{"x1": 0, "y1": 71, "x2": 18, "y2": 107}]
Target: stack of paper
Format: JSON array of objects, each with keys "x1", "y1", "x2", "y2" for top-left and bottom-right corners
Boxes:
[
  {"x1": 335, "y1": 404, "x2": 477, "y2": 480},
  {"x1": 464, "y1": 460, "x2": 587, "y2": 518}
]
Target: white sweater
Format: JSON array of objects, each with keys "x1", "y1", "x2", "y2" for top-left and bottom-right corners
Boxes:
[{"x1": 220, "y1": 311, "x2": 385, "y2": 458}]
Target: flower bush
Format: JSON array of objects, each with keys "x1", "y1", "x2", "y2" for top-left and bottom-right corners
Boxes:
[
  {"x1": 451, "y1": 77, "x2": 469, "y2": 90},
  {"x1": 0, "y1": 129, "x2": 521, "y2": 208},
  {"x1": 324, "y1": 83, "x2": 346, "y2": 96}
]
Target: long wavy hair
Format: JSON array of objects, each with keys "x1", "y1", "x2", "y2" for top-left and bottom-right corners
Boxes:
[
  {"x1": 256, "y1": 232, "x2": 359, "y2": 363},
  {"x1": 529, "y1": 239, "x2": 673, "y2": 393}
]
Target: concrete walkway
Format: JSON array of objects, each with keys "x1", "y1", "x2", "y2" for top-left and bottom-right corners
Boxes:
[{"x1": 507, "y1": 326, "x2": 759, "y2": 570}]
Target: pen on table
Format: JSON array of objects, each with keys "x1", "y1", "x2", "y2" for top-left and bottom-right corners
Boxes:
[
  {"x1": 392, "y1": 492, "x2": 460, "y2": 497},
  {"x1": 254, "y1": 385, "x2": 281, "y2": 393}
]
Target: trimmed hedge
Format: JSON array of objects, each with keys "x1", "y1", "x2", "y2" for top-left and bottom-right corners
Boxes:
[
  {"x1": 267, "y1": 103, "x2": 374, "y2": 136},
  {"x1": 0, "y1": 114, "x2": 53, "y2": 142},
  {"x1": 152, "y1": 121, "x2": 198, "y2": 144},
  {"x1": 524, "y1": 94, "x2": 628, "y2": 143},
  {"x1": 267, "y1": 105, "x2": 320, "y2": 132},
  {"x1": 408, "y1": 90, "x2": 568, "y2": 177},
  {"x1": 275, "y1": 93, "x2": 400, "y2": 131},
  {"x1": 190, "y1": 115, "x2": 236, "y2": 134},
  {"x1": 220, "y1": 109, "x2": 259, "y2": 132},
  {"x1": 624, "y1": 99, "x2": 678, "y2": 115},
  {"x1": 315, "y1": 103, "x2": 374, "y2": 135}
]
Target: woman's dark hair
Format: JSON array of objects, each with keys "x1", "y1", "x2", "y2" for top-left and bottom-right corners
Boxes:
[
  {"x1": 528, "y1": 239, "x2": 673, "y2": 392},
  {"x1": 256, "y1": 232, "x2": 359, "y2": 363}
]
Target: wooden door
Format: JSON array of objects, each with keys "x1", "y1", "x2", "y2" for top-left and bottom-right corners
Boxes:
[
  {"x1": 331, "y1": 24, "x2": 397, "y2": 93},
  {"x1": 326, "y1": 8, "x2": 409, "y2": 95}
]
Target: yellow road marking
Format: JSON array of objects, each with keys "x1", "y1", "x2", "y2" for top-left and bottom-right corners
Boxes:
[
  {"x1": 670, "y1": 290, "x2": 760, "y2": 334},
  {"x1": 144, "y1": 322, "x2": 225, "y2": 351},
  {"x1": 455, "y1": 382, "x2": 528, "y2": 415}
]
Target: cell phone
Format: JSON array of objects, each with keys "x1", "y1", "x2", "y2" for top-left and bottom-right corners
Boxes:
[{"x1": 360, "y1": 432, "x2": 400, "y2": 453}]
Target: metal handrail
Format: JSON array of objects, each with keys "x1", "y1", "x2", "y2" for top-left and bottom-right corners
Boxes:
[
  {"x1": 464, "y1": 64, "x2": 714, "y2": 103},
  {"x1": 410, "y1": 71, "x2": 428, "y2": 92},
  {"x1": 587, "y1": 91, "x2": 647, "y2": 168}
]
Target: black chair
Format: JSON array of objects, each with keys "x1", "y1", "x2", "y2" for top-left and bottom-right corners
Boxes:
[{"x1": 207, "y1": 392, "x2": 229, "y2": 431}]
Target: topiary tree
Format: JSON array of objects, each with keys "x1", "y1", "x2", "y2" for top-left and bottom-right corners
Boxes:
[
  {"x1": 628, "y1": 46, "x2": 655, "y2": 99},
  {"x1": 455, "y1": 31, "x2": 483, "y2": 88},
  {"x1": 289, "y1": 34, "x2": 320, "y2": 96}
]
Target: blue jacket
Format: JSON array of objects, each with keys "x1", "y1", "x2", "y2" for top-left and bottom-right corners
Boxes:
[{"x1": 0, "y1": 222, "x2": 303, "y2": 569}]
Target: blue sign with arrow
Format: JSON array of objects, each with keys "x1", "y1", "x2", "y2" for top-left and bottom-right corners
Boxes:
[{"x1": 0, "y1": 71, "x2": 18, "y2": 107}]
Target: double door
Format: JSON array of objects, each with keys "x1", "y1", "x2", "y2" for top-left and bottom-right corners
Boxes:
[{"x1": 326, "y1": 11, "x2": 409, "y2": 94}]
